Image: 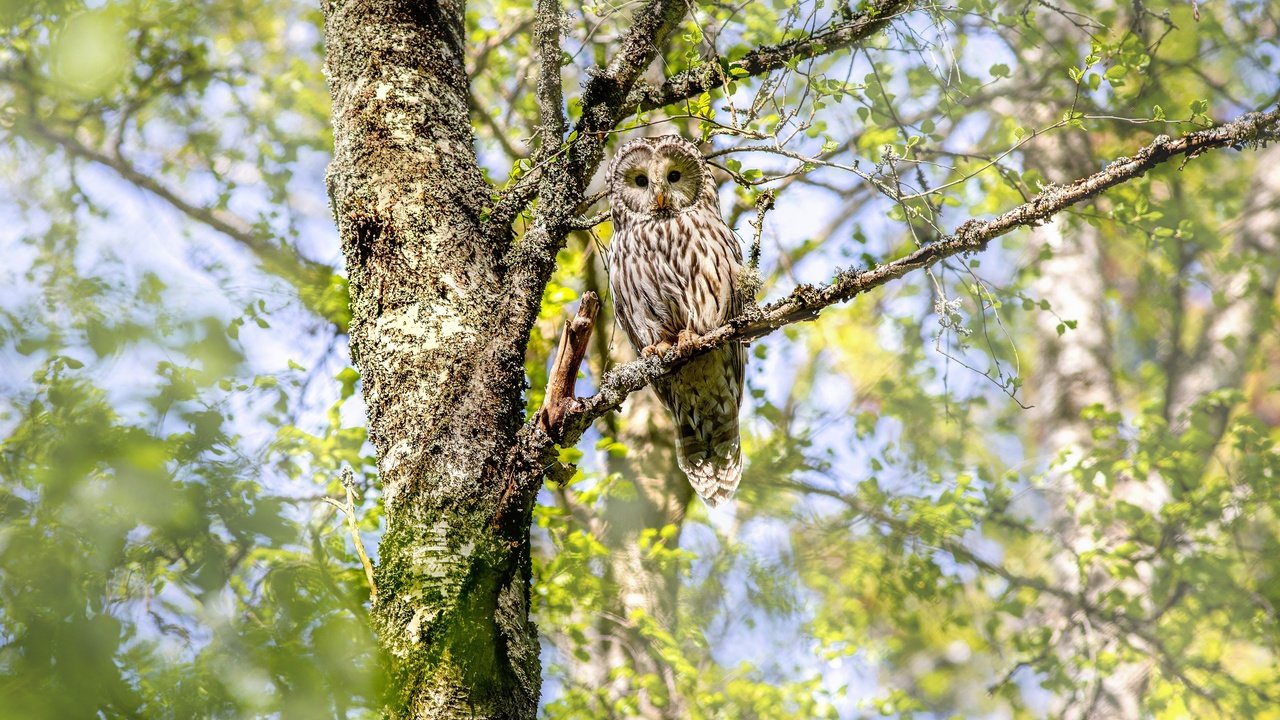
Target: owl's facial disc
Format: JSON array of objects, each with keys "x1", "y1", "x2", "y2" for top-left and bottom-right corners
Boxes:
[
  {"x1": 646, "y1": 151, "x2": 702, "y2": 214},
  {"x1": 613, "y1": 147, "x2": 655, "y2": 216},
  {"x1": 611, "y1": 140, "x2": 705, "y2": 219}
]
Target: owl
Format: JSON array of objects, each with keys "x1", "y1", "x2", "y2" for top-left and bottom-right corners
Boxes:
[{"x1": 606, "y1": 135, "x2": 746, "y2": 506}]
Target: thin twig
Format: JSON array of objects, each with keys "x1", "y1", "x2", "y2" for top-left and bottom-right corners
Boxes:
[{"x1": 323, "y1": 467, "x2": 378, "y2": 604}]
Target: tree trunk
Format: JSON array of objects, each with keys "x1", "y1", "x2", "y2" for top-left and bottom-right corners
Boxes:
[
  {"x1": 1018, "y1": 13, "x2": 1147, "y2": 718},
  {"x1": 1031, "y1": 193, "x2": 1152, "y2": 720},
  {"x1": 323, "y1": 2, "x2": 540, "y2": 716},
  {"x1": 1165, "y1": 144, "x2": 1280, "y2": 429},
  {"x1": 316, "y1": 2, "x2": 1279, "y2": 716},
  {"x1": 580, "y1": 392, "x2": 692, "y2": 719}
]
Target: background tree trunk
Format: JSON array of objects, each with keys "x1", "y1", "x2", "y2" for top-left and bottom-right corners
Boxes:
[
  {"x1": 1022, "y1": 12, "x2": 1280, "y2": 717},
  {"x1": 552, "y1": 256, "x2": 693, "y2": 719},
  {"x1": 558, "y1": 392, "x2": 691, "y2": 719},
  {"x1": 1165, "y1": 144, "x2": 1280, "y2": 429}
]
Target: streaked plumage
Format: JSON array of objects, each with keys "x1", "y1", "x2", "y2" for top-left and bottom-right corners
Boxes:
[{"x1": 607, "y1": 135, "x2": 746, "y2": 506}]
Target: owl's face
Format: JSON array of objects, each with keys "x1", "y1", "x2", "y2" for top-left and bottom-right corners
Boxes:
[{"x1": 609, "y1": 137, "x2": 706, "y2": 219}]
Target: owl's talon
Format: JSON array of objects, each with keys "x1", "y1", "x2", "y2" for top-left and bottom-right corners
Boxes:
[
  {"x1": 676, "y1": 329, "x2": 701, "y2": 346},
  {"x1": 642, "y1": 341, "x2": 673, "y2": 357},
  {"x1": 674, "y1": 329, "x2": 702, "y2": 357}
]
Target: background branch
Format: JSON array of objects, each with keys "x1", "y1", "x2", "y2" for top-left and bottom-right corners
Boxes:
[{"x1": 22, "y1": 120, "x2": 344, "y2": 329}]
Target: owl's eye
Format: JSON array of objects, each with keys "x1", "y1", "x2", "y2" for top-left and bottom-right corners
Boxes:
[
  {"x1": 667, "y1": 170, "x2": 681, "y2": 183},
  {"x1": 634, "y1": 175, "x2": 649, "y2": 188}
]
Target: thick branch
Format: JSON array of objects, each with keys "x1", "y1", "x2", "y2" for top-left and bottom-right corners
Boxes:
[
  {"x1": 534, "y1": 0, "x2": 567, "y2": 161},
  {"x1": 625, "y1": 0, "x2": 915, "y2": 113},
  {"x1": 23, "y1": 121, "x2": 345, "y2": 329},
  {"x1": 548, "y1": 107, "x2": 1280, "y2": 447}
]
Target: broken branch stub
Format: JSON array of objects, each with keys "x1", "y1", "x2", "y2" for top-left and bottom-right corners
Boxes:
[{"x1": 537, "y1": 291, "x2": 601, "y2": 441}]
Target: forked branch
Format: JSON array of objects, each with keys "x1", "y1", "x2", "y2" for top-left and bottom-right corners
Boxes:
[{"x1": 488, "y1": 0, "x2": 686, "y2": 234}]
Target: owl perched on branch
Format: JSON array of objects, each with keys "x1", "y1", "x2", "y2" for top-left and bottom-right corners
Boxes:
[{"x1": 607, "y1": 135, "x2": 746, "y2": 506}]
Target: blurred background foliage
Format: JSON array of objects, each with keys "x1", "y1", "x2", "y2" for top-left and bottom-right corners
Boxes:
[{"x1": 1, "y1": 0, "x2": 1278, "y2": 718}]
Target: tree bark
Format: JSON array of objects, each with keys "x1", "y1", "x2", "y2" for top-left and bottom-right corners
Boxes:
[{"x1": 323, "y1": 3, "x2": 539, "y2": 717}]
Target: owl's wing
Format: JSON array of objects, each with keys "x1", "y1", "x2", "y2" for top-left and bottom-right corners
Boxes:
[
  {"x1": 683, "y1": 217, "x2": 744, "y2": 334},
  {"x1": 610, "y1": 230, "x2": 681, "y2": 352},
  {"x1": 657, "y1": 209, "x2": 746, "y2": 506}
]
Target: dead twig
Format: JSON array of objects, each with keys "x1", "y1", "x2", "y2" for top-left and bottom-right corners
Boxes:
[{"x1": 536, "y1": 292, "x2": 601, "y2": 442}]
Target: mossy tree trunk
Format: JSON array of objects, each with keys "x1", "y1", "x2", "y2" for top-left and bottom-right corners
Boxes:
[
  {"x1": 322, "y1": 3, "x2": 541, "y2": 717},
  {"x1": 320, "y1": 0, "x2": 695, "y2": 714}
]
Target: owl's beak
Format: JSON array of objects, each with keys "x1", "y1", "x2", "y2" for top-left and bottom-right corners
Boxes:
[{"x1": 653, "y1": 191, "x2": 668, "y2": 210}]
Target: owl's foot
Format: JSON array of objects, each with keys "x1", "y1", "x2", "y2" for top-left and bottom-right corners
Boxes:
[
  {"x1": 675, "y1": 329, "x2": 702, "y2": 357},
  {"x1": 641, "y1": 341, "x2": 673, "y2": 357}
]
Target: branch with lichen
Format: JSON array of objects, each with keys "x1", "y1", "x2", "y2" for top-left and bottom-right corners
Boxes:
[
  {"x1": 625, "y1": 0, "x2": 916, "y2": 113},
  {"x1": 495, "y1": 0, "x2": 689, "y2": 372},
  {"x1": 533, "y1": 0, "x2": 567, "y2": 169},
  {"x1": 488, "y1": 0, "x2": 916, "y2": 233},
  {"x1": 535, "y1": 106, "x2": 1280, "y2": 449},
  {"x1": 486, "y1": 0, "x2": 687, "y2": 236}
]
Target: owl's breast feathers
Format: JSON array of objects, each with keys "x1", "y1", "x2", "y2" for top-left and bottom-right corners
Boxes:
[{"x1": 610, "y1": 207, "x2": 742, "y2": 349}]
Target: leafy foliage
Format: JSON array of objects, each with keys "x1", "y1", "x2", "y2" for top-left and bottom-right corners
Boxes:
[
  {"x1": 3, "y1": 0, "x2": 1278, "y2": 717},
  {"x1": 0, "y1": 205, "x2": 385, "y2": 716}
]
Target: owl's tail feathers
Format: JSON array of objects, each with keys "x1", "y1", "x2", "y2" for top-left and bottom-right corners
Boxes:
[{"x1": 674, "y1": 421, "x2": 742, "y2": 507}]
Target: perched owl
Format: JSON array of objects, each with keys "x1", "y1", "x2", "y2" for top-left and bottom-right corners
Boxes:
[{"x1": 606, "y1": 135, "x2": 746, "y2": 506}]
